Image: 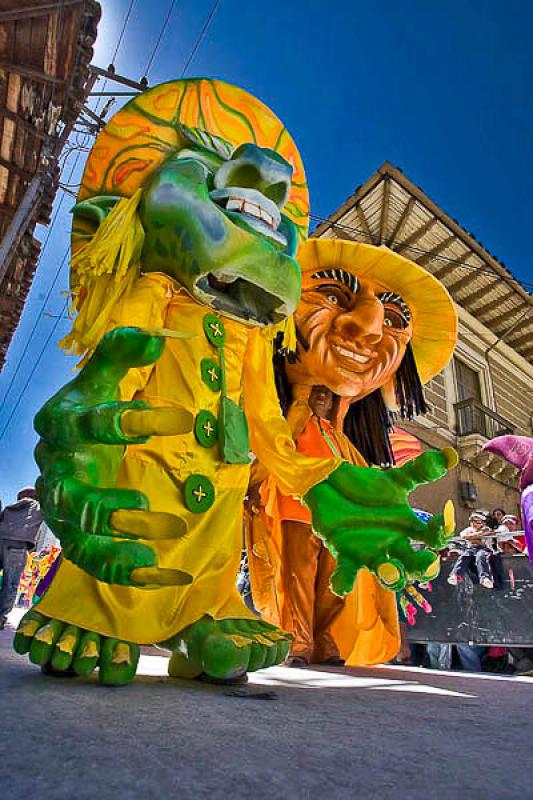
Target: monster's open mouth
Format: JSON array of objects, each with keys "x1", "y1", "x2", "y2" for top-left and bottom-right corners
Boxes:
[
  {"x1": 210, "y1": 187, "x2": 287, "y2": 248},
  {"x1": 195, "y1": 272, "x2": 289, "y2": 326}
]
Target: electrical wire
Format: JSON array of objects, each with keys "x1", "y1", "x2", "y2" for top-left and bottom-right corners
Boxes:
[
  {"x1": 93, "y1": 0, "x2": 137, "y2": 114},
  {"x1": 0, "y1": 299, "x2": 70, "y2": 442},
  {"x1": 0, "y1": 151, "x2": 82, "y2": 413},
  {"x1": 309, "y1": 213, "x2": 533, "y2": 293},
  {"x1": 180, "y1": 0, "x2": 221, "y2": 77},
  {"x1": 142, "y1": 0, "x2": 178, "y2": 79}
]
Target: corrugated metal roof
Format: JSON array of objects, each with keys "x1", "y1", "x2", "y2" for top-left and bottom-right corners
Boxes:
[{"x1": 312, "y1": 162, "x2": 533, "y2": 365}]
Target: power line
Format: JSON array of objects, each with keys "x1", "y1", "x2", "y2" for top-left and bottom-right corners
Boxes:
[
  {"x1": 93, "y1": 0, "x2": 137, "y2": 114},
  {"x1": 180, "y1": 0, "x2": 221, "y2": 77},
  {"x1": 0, "y1": 152, "x2": 82, "y2": 412},
  {"x1": 0, "y1": 299, "x2": 69, "y2": 442},
  {"x1": 142, "y1": 0, "x2": 178, "y2": 79},
  {"x1": 0, "y1": 248, "x2": 69, "y2": 416},
  {"x1": 309, "y1": 213, "x2": 533, "y2": 293}
]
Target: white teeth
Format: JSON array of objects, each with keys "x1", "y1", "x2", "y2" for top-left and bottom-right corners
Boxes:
[
  {"x1": 226, "y1": 198, "x2": 243, "y2": 212},
  {"x1": 243, "y1": 200, "x2": 260, "y2": 219},
  {"x1": 334, "y1": 345, "x2": 371, "y2": 364}
]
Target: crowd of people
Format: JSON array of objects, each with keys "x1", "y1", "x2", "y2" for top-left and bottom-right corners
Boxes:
[
  {"x1": 1, "y1": 482, "x2": 531, "y2": 677},
  {"x1": 396, "y1": 504, "x2": 531, "y2": 676}
]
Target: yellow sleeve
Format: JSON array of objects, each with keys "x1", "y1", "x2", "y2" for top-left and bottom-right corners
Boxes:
[
  {"x1": 243, "y1": 329, "x2": 342, "y2": 497},
  {"x1": 106, "y1": 272, "x2": 173, "y2": 401}
]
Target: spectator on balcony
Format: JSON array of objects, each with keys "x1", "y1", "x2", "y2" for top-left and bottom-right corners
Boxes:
[
  {"x1": 448, "y1": 511, "x2": 494, "y2": 589},
  {"x1": 492, "y1": 507, "x2": 506, "y2": 526}
]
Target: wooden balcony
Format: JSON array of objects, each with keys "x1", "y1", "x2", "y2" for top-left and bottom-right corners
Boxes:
[{"x1": 454, "y1": 398, "x2": 515, "y2": 440}]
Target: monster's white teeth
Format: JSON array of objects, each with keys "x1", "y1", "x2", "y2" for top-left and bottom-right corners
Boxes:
[
  {"x1": 225, "y1": 198, "x2": 275, "y2": 229},
  {"x1": 334, "y1": 345, "x2": 371, "y2": 364}
]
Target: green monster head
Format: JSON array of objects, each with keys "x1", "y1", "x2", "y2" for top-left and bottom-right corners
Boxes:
[
  {"x1": 139, "y1": 127, "x2": 301, "y2": 325},
  {"x1": 71, "y1": 79, "x2": 309, "y2": 329}
]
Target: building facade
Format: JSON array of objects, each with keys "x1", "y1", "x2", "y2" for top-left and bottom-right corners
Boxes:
[{"x1": 313, "y1": 162, "x2": 533, "y2": 527}]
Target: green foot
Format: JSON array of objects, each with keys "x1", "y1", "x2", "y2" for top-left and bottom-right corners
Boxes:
[
  {"x1": 165, "y1": 617, "x2": 291, "y2": 681},
  {"x1": 13, "y1": 609, "x2": 139, "y2": 686}
]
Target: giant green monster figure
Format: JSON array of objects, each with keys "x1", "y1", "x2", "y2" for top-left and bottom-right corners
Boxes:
[{"x1": 14, "y1": 79, "x2": 456, "y2": 685}]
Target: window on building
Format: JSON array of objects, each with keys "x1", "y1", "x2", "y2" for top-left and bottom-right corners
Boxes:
[
  {"x1": 454, "y1": 357, "x2": 484, "y2": 435},
  {"x1": 454, "y1": 358, "x2": 482, "y2": 403}
]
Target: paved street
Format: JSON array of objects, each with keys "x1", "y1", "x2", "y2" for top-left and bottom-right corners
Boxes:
[{"x1": 1, "y1": 614, "x2": 532, "y2": 800}]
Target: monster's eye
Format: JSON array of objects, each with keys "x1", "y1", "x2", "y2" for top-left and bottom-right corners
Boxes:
[{"x1": 327, "y1": 294, "x2": 339, "y2": 305}]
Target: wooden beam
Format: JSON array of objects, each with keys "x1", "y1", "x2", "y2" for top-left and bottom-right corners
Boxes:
[
  {"x1": 395, "y1": 218, "x2": 437, "y2": 255},
  {"x1": 378, "y1": 177, "x2": 390, "y2": 244},
  {"x1": 459, "y1": 279, "x2": 502, "y2": 306},
  {"x1": 505, "y1": 329, "x2": 533, "y2": 349},
  {"x1": 0, "y1": 61, "x2": 67, "y2": 86},
  {"x1": 0, "y1": 108, "x2": 49, "y2": 141},
  {"x1": 385, "y1": 196, "x2": 415, "y2": 246},
  {"x1": 0, "y1": 1, "x2": 83, "y2": 23},
  {"x1": 489, "y1": 302, "x2": 532, "y2": 329},
  {"x1": 0, "y1": 155, "x2": 32, "y2": 181},
  {"x1": 355, "y1": 204, "x2": 376, "y2": 245},
  {"x1": 445, "y1": 267, "x2": 484, "y2": 295},
  {"x1": 415, "y1": 235, "x2": 456, "y2": 267},
  {"x1": 472, "y1": 289, "x2": 516, "y2": 316}
]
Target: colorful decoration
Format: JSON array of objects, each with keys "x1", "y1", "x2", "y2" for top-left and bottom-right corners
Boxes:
[
  {"x1": 15, "y1": 79, "x2": 457, "y2": 685},
  {"x1": 16, "y1": 546, "x2": 61, "y2": 608},
  {"x1": 248, "y1": 238, "x2": 458, "y2": 666},
  {"x1": 483, "y1": 435, "x2": 533, "y2": 563}
]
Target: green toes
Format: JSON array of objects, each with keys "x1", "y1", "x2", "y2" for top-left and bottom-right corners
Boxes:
[
  {"x1": 99, "y1": 638, "x2": 140, "y2": 686},
  {"x1": 51, "y1": 625, "x2": 82, "y2": 671},
  {"x1": 13, "y1": 610, "x2": 138, "y2": 685},
  {"x1": 13, "y1": 610, "x2": 49, "y2": 654},
  {"x1": 168, "y1": 616, "x2": 292, "y2": 681},
  {"x1": 72, "y1": 632, "x2": 101, "y2": 676}
]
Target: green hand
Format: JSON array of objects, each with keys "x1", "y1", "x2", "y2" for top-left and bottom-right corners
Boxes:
[
  {"x1": 304, "y1": 449, "x2": 457, "y2": 594},
  {"x1": 34, "y1": 326, "x2": 194, "y2": 588}
]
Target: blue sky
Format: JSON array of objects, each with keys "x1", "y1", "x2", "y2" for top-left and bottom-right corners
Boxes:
[{"x1": 0, "y1": 0, "x2": 532, "y2": 502}]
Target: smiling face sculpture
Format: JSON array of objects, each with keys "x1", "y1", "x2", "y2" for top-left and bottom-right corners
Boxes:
[{"x1": 285, "y1": 239, "x2": 457, "y2": 413}]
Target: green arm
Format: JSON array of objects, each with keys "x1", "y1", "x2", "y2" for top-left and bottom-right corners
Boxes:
[
  {"x1": 34, "y1": 326, "x2": 193, "y2": 588},
  {"x1": 304, "y1": 449, "x2": 457, "y2": 594}
]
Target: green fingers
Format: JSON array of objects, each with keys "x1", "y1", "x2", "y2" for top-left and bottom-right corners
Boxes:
[
  {"x1": 305, "y1": 449, "x2": 457, "y2": 595},
  {"x1": 78, "y1": 326, "x2": 165, "y2": 387},
  {"x1": 13, "y1": 610, "x2": 140, "y2": 685},
  {"x1": 33, "y1": 325, "x2": 195, "y2": 587}
]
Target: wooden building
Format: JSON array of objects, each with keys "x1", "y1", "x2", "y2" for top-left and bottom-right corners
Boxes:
[
  {"x1": 0, "y1": 0, "x2": 100, "y2": 371},
  {"x1": 313, "y1": 162, "x2": 533, "y2": 524}
]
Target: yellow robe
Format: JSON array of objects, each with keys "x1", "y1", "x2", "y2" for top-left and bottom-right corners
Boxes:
[{"x1": 38, "y1": 273, "x2": 341, "y2": 644}]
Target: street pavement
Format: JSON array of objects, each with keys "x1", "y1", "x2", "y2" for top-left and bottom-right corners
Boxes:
[{"x1": 1, "y1": 611, "x2": 533, "y2": 800}]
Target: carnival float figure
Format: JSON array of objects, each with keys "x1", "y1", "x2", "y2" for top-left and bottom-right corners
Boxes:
[
  {"x1": 14, "y1": 79, "x2": 456, "y2": 685},
  {"x1": 483, "y1": 435, "x2": 533, "y2": 563},
  {"x1": 247, "y1": 238, "x2": 457, "y2": 666}
]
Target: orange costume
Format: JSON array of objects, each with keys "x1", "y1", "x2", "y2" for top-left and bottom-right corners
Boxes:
[{"x1": 248, "y1": 401, "x2": 400, "y2": 666}]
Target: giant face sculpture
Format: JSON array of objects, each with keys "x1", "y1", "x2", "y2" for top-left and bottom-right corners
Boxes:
[
  {"x1": 288, "y1": 271, "x2": 413, "y2": 399},
  {"x1": 286, "y1": 239, "x2": 458, "y2": 407}
]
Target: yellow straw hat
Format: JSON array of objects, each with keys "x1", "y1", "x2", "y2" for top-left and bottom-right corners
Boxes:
[
  {"x1": 75, "y1": 77, "x2": 309, "y2": 249},
  {"x1": 299, "y1": 238, "x2": 458, "y2": 383},
  {"x1": 65, "y1": 78, "x2": 309, "y2": 358}
]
